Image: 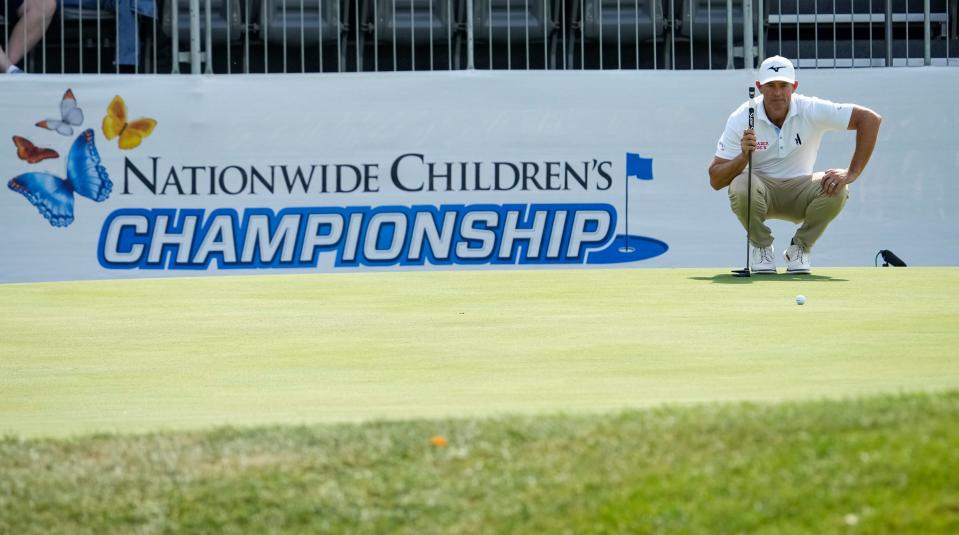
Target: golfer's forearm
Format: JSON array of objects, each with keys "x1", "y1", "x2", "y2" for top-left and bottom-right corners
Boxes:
[
  {"x1": 709, "y1": 154, "x2": 749, "y2": 190},
  {"x1": 847, "y1": 109, "x2": 882, "y2": 182}
]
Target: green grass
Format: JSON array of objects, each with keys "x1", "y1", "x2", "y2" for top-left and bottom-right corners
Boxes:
[
  {"x1": 1, "y1": 391, "x2": 958, "y2": 533},
  {"x1": 1, "y1": 268, "x2": 958, "y2": 437}
]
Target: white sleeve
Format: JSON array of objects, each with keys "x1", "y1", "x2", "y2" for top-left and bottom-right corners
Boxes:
[
  {"x1": 807, "y1": 96, "x2": 854, "y2": 131},
  {"x1": 715, "y1": 112, "x2": 744, "y2": 160}
]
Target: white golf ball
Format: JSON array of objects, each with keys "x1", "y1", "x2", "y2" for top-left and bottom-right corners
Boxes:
[{"x1": 796, "y1": 295, "x2": 806, "y2": 305}]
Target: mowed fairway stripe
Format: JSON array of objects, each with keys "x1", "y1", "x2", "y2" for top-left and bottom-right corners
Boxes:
[{"x1": 1, "y1": 268, "x2": 957, "y2": 437}]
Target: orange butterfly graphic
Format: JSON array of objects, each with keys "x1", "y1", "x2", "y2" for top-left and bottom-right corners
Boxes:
[
  {"x1": 102, "y1": 95, "x2": 157, "y2": 150},
  {"x1": 12, "y1": 135, "x2": 60, "y2": 164}
]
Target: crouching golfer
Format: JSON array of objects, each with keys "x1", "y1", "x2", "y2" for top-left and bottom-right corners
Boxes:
[{"x1": 708, "y1": 55, "x2": 882, "y2": 274}]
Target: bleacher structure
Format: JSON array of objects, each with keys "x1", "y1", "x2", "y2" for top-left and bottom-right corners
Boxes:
[
  {"x1": 2, "y1": 0, "x2": 956, "y2": 72},
  {"x1": 766, "y1": 0, "x2": 953, "y2": 66}
]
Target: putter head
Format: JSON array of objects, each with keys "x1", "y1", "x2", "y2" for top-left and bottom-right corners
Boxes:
[{"x1": 731, "y1": 268, "x2": 751, "y2": 278}]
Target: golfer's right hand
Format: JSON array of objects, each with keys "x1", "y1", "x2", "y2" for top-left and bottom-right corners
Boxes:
[{"x1": 741, "y1": 128, "x2": 756, "y2": 154}]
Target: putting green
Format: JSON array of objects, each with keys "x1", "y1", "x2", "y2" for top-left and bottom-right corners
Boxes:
[{"x1": 2, "y1": 268, "x2": 957, "y2": 437}]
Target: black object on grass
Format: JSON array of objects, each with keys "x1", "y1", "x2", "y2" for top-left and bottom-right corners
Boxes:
[{"x1": 875, "y1": 250, "x2": 907, "y2": 267}]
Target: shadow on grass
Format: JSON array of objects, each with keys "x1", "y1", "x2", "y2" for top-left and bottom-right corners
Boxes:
[{"x1": 691, "y1": 273, "x2": 849, "y2": 284}]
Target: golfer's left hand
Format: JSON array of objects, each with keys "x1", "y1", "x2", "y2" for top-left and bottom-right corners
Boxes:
[{"x1": 821, "y1": 169, "x2": 854, "y2": 196}]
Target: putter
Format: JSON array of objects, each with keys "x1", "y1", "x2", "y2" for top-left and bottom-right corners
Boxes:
[{"x1": 732, "y1": 86, "x2": 757, "y2": 277}]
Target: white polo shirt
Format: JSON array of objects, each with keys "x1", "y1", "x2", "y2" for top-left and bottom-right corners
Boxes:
[{"x1": 715, "y1": 93, "x2": 854, "y2": 179}]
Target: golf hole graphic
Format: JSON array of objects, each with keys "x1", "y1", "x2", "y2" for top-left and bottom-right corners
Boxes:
[{"x1": 589, "y1": 234, "x2": 668, "y2": 264}]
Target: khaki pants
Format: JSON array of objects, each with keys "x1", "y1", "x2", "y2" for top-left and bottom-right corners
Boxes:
[{"x1": 727, "y1": 171, "x2": 848, "y2": 251}]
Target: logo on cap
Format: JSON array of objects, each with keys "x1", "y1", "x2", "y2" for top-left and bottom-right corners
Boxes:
[{"x1": 768, "y1": 65, "x2": 786, "y2": 72}]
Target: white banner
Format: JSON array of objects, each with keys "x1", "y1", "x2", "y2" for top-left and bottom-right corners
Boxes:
[{"x1": 1, "y1": 69, "x2": 957, "y2": 282}]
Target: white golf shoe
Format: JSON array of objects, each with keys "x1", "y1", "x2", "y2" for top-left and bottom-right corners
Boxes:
[
  {"x1": 749, "y1": 244, "x2": 777, "y2": 274},
  {"x1": 784, "y1": 242, "x2": 811, "y2": 274}
]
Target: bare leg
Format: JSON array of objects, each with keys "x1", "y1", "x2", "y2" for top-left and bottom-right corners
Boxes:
[
  {"x1": 4, "y1": 0, "x2": 58, "y2": 67},
  {"x1": 0, "y1": 46, "x2": 12, "y2": 72}
]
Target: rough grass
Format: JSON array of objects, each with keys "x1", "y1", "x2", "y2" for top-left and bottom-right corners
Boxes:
[
  {"x1": 1, "y1": 269, "x2": 956, "y2": 531},
  {"x1": 2, "y1": 391, "x2": 958, "y2": 534}
]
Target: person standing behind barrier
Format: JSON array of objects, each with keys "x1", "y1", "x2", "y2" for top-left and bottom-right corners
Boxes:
[
  {"x1": 60, "y1": 0, "x2": 155, "y2": 70},
  {"x1": 0, "y1": 0, "x2": 58, "y2": 73},
  {"x1": 708, "y1": 55, "x2": 882, "y2": 274}
]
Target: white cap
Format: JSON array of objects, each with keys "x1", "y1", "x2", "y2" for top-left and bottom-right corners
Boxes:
[{"x1": 757, "y1": 55, "x2": 796, "y2": 85}]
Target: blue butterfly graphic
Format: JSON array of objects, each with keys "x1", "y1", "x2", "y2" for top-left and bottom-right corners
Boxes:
[{"x1": 7, "y1": 129, "x2": 112, "y2": 228}]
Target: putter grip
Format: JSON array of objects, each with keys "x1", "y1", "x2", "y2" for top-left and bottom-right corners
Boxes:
[{"x1": 748, "y1": 87, "x2": 755, "y2": 128}]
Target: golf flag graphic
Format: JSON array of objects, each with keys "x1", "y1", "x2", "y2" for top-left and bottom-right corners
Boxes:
[
  {"x1": 626, "y1": 153, "x2": 654, "y2": 180},
  {"x1": 584, "y1": 150, "x2": 667, "y2": 264}
]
